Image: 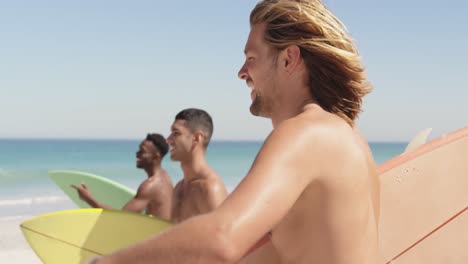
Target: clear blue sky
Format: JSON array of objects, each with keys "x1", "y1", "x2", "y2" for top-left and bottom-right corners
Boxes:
[{"x1": 1, "y1": 0, "x2": 466, "y2": 141}]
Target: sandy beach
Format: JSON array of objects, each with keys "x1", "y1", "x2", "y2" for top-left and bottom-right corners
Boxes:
[
  {"x1": 0, "y1": 195, "x2": 78, "y2": 264},
  {"x1": 0, "y1": 216, "x2": 41, "y2": 263}
]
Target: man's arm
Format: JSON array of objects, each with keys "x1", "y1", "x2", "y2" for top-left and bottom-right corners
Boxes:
[
  {"x1": 71, "y1": 183, "x2": 114, "y2": 210},
  {"x1": 71, "y1": 182, "x2": 154, "y2": 214},
  {"x1": 121, "y1": 184, "x2": 152, "y2": 214},
  {"x1": 95, "y1": 120, "x2": 327, "y2": 264},
  {"x1": 239, "y1": 240, "x2": 281, "y2": 264},
  {"x1": 122, "y1": 182, "x2": 171, "y2": 220}
]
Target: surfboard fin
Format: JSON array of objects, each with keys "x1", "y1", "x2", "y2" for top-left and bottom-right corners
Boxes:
[{"x1": 404, "y1": 128, "x2": 432, "y2": 153}]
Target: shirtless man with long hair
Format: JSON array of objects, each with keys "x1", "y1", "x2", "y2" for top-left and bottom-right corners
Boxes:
[{"x1": 93, "y1": 1, "x2": 379, "y2": 263}]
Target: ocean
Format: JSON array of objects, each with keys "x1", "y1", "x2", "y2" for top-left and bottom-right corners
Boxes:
[{"x1": 0, "y1": 139, "x2": 406, "y2": 219}]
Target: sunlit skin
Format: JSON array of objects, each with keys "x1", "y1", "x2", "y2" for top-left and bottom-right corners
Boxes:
[
  {"x1": 92, "y1": 23, "x2": 379, "y2": 264},
  {"x1": 235, "y1": 23, "x2": 380, "y2": 264}
]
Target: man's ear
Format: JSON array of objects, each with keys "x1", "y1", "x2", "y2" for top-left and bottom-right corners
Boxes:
[
  {"x1": 194, "y1": 131, "x2": 204, "y2": 145},
  {"x1": 155, "y1": 151, "x2": 161, "y2": 159},
  {"x1": 281, "y1": 45, "x2": 301, "y2": 73}
]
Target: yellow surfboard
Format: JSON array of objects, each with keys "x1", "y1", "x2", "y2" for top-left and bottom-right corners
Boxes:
[{"x1": 20, "y1": 209, "x2": 172, "y2": 264}]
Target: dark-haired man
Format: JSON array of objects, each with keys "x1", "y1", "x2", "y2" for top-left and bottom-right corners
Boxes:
[
  {"x1": 72, "y1": 133, "x2": 174, "y2": 221},
  {"x1": 167, "y1": 108, "x2": 227, "y2": 223}
]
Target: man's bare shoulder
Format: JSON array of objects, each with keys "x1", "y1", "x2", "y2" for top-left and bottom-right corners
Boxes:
[
  {"x1": 147, "y1": 176, "x2": 170, "y2": 189},
  {"x1": 190, "y1": 171, "x2": 225, "y2": 194},
  {"x1": 264, "y1": 106, "x2": 366, "y2": 178},
  {"x1": 138, "y1": 173, "x2": 173, "y2": 196},
  {"x1": 275, "y1": 106, "x2": 353, "y2": 150},
  {"x1": 189, "y1": 169, "x2": 227, "y2": 211}
]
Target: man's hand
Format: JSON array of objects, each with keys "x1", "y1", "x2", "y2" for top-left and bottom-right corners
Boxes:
[{"x1": 71, "y1": 182, "x2": 95, "y2": 205}]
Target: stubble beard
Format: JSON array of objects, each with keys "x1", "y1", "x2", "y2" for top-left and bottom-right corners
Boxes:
[
  {"x1": 249, "y1": 84, "x2": 276, "y2": 118},
  {"x1": 170, "y1": 152, "x2": 178, "y2": 161},
  {"x1": 136, "y1": 159, "x2": 146, "y2": 169},
  {"x1": 250, "y1": 95, "x2": 269, "y2": 117},
  {"x1": 170, "y1": 149, "x2": 187, "y2": 163},
  {"x1": 249, "y1": 64, "x2": 278, "y2": 118}
]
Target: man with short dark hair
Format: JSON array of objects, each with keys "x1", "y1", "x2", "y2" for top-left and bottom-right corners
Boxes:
[
  {"x1": 167, "y1": 108, "x2": 227, "y2": 223},
  {"x1": 72, "y1": 133, "x2": 173, "y2": 221}
]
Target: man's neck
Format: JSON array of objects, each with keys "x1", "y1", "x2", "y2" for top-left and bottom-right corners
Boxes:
[
  {"x1": 180, "y1": 150, "x2": 209, "y2": 183},
  {"x1": 268, "y1": 65, "x2": 316, "y2": 127},
  {"x1": 270, "y1": 97, "x2": 316, "y2": 128},
  {"x1": 143, "y1": 164, "x2": 162, "y2": 179}
]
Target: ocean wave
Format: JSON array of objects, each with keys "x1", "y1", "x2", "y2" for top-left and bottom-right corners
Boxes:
[
  {"x1": 0, "y1": 196, "x2": 68, "y2": 207},
  {"x1": 0, "y1": 215, "x2": 36, "y2": 222},
  {"x1": 0, "y1": 195, "x2": 76, "y2": 219},
  {"x1": 0, "y1": 168, "x2": 13, "y2": 179}
]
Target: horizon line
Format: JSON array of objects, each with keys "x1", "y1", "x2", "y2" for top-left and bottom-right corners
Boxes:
[{"x1": 0, "y1": 137, "x2": 407, "y2": 144}]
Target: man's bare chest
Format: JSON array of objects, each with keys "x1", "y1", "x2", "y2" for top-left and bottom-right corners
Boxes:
[{"x1": 172, "y1": 186, "x2": 205, "y2": 220}]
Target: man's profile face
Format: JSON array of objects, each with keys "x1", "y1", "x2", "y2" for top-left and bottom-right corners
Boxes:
[
  {"x1": 136, "y1": 140, "x2": 157, "y2": 168},
  {"x1": 167, "y1": 120, "x2": 194, "y2": 161},
  {"x1": 238, "y1": 23, "x2": 279, "y2": 118}
]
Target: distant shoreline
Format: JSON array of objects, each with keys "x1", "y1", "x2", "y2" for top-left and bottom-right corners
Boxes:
[{"x1": 0, "y1": 138, "x2": 407, "y2": 144}]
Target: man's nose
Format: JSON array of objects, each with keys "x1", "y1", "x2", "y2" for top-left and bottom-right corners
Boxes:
[{"x1": 238, "y1": 64, "x2": 248, "y2": 80}]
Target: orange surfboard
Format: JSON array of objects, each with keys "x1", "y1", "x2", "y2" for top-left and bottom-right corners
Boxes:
[{"x1": 378, "y1": 126, "x2": 468, "y2": 263}]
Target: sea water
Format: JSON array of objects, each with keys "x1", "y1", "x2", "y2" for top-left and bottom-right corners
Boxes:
[{"x1": 0, "y1": 139, "x2": 405, "y2": 218}]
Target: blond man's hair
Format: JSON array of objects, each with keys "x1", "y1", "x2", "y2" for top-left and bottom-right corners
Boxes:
[{"x1": 250, "y1": 0, "x2": 372, "y2": 125}]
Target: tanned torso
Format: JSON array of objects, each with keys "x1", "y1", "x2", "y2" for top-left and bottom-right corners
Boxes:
[
  {"x1": 135, "y1": 170, "x2": 173, "y2": 220},
  {"x1": 241, "y1": 106, "x2": 380, "y2": 264},
  {"x1": 171, "y1": 168, "x2": 227, "y2": 223}
]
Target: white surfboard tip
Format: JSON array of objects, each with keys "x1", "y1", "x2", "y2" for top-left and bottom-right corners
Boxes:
[{"x1": 404, "y1": 128, "x2": 433, "y2": 153}]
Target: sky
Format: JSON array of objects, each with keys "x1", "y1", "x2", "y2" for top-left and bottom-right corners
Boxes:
[{"x1": 1, "y1": 0, "x2": 466, "y2": 142}]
